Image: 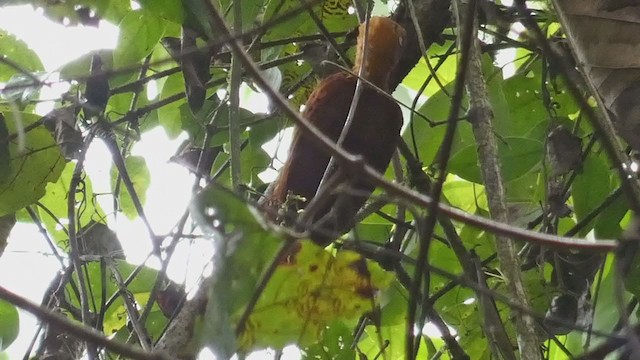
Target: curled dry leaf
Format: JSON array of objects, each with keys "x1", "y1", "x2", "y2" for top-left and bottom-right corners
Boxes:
[
  {"x1": 78, "y1": 221, "x2": 124, "y2": 260},
  {"x1": 181, "y1": 26, "x2": 213, "y2": 113},
  {"x1": 169, "y1": 142, "x2": 220, "y2": 176},
  {"x1": 42, "y1": 105, "x2": 83, "y2": 160},
  {"x1": 546, "y1": 124, "x2": 582, "y2": 176},
  {"x1": 554, "y1": 0, "x2": 640, "y2": 151},
  {"x1": 545, "y1": 125, "x2": 581, "y2": 218},
  {"x1": 83, "y1": 54, "x2": 110, "y2": 120}
]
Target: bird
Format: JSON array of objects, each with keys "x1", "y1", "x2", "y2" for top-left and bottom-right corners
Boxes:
[{"x1": 265, "y1": 16, "x2": 406, "y2": 245}]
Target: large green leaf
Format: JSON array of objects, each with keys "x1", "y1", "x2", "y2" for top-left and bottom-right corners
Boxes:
[
  {"x1": 448, "y1": 137, "x2": 543, "y2": 184},
  {"x1": 157, "y1": 72, "x2": 187, "y2": 138},
  {"x1": 114, "y1": 10, "x2": 167, "y2": 69},
  {"x1": 0, "y1": 29, "x2": 43, "y2": 82},
  {"x1": 594, "y1": 194, "x2": 628, "y2": 238},
  {"x1": 218, "y1": 0, "x2": 266, "y2": 33},
  {"x1": 572, "y1": 152, "x2": 612, "y2": 236},
  {"x1": 402, "y1": 41, "x2": 457, "y2": 97},
  {"x1": 191, "y1": 185, "x2": 393, "y2": 352},
  {"x1": 0, "y1": 112, "x2": 65, "y2": 216},
  {"x1": 501, "y1": 68, "x2": 579, "y2": 137},
  {"x1": 442, "y1": 177, "x2": 488, "y2": 213},
  {"x1": 59, "y1": 50, "x2": 114, "y2": 81},
  {"x1": 406, "y1": 58, "x2": 513, "y2": 167},
  {"x1": 138, "y1": 0, "x2": 184, "y2": 23},
  {"x1": 302, "y1": 321, "x2": 355, "y2": 360}
]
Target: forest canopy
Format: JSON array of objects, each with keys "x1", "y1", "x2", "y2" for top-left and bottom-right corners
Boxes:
[{"x1": 0, "y1": 0, "x2": 639, "y2": 359}]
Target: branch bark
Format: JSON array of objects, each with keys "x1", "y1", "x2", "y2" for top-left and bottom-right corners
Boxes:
[{"x1": 457, "y1": 1, "x2": 541, "y2": 359}]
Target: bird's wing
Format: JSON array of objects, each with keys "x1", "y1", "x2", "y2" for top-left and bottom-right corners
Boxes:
[{"x1": 270, "y1": 73, "x2": 357, "y2": 205}]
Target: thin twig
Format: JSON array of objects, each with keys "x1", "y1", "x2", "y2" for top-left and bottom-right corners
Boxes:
[
  {"x1": 67, "y1": 130, "x2": 98, "y2": 359},
  {"x1": 101, "y1": 129, "x2": 159, "y2": 254},
  {"x1": 109, "y1": 261, "x2": 152, "y2": 350},
  {"x1": 229, "y1": 0, "x2": 243, "y2": 190},
  {"x1": 406, "y1": 1, "x2": 477, "y2": 357},
  {"x1": 313, "y1": 13, "x2": 371, "y2": 198}
]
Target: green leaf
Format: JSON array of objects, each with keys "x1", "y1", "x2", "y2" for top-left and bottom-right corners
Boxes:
[
  {"x1": 157, "y1": 72, "x2": 187, "y2": 138},
  {"x1": 406, "y1": 81, "x2": 475, "y2": 166},
  {"x1": 215, "y1": 0, "x2": 266, "y2": 33},
  {"x1": 0, "y1": 29, "x2": 43, "y2": 82},
  {"x1": 114, "y1": 10, "x2": 167, "y2": 68},
  {"x1": 191, "y1": 185, "x2": 393, "y2": 352},
  {"x1": 594, "y1": 195, "x2": 628, "y2": 238},
  {"x1": 238, "y1": 241, "x2": 393, "y2": 351},
  {"x1": 0, "y1": 299, "x2": 19, "y2": 351},
  {"x1": 428, "y1": 233, "x2": 463, "y2": 290},
  {"x1": 443, "y1": 177, "x2": 488, "y2": 213},
  {"x1": 110, "y1": 155, "x2": 151, "y2": 220},
  {"x1": 501, "y1": 69, "x2": 578, "y2": 137},
  {"x1": 138, "y1": 0, "x2": 184, "y2": 23},
  {"x1": 402, "y1": 42, "x2": 457, "y2": 97},
  {"x1": 179, "y1": 99, "x2": 262, "y2": 146},
  {"x1": 1, "y1": 73, "x2": 42, "y2": 107},
  {"x1": 406, "y1": 56, "x2": 530, "y2": 168},
  {"x1": 459, "y1": 221, "x2": 496, "y2": 260},
  {"x1": 572, "y1": 152, "x2": 612, "y2": 236},
  {"x1": 183, "y1": 0, "x2": 216, "y2": 39},
  {"x1": 247, "y1": 115, "x2": 286, "y2": 148},
  {"x1": 0, "y1": 112, "x2": 65, "y2": 216},
  {"x1": 448, "y1": 137, "x2": 543, "y2": 183},
  {"x1": 59, "y1": 50, "x2": 114, "y2": 82},
  {"x1": 303, "y1": 321, "x2": 355, "y2": 360}
]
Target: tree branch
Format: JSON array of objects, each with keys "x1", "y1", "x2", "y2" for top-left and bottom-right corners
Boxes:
[{"x1": 460, "y1": 1, "x2": 541, "y2": 357}]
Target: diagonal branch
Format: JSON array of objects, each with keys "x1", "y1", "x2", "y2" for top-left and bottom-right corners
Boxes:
[{"x1": 0, "y1": 284, "x2": 171, "y2": 360}]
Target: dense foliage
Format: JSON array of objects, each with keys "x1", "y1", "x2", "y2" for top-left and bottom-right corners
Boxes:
[{"x1": 0, "y1": 0, "x2": 638, "y2": 359}]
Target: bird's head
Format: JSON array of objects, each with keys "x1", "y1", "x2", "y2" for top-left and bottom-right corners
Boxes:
[{"x1": 353, "y1": 17, "x2": 406, "y2": 90}]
